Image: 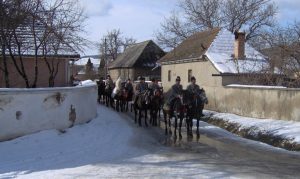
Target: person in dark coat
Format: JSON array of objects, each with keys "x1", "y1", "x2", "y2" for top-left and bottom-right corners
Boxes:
[
  {"x1": 186, "y1": 76, "x2": 200, "y2": 95},
  {"x1": 134, "y1": 76, "x2": 148, "y2": 105},
  {"x1": 125, "y1": 78, "x2": 134, "y2": 101},
  {"x1": 105, "y1": 75, "x2": 114, "y2": 90},
  {"x1": 135, "y1": 76, "x2": 148, "y2": 94},
  {"x1": 148, "y1": 78, "x2": 160, "y2": 96},
  {"x1": 167, "y1": 76, "x2": 183, "y2": 109}
]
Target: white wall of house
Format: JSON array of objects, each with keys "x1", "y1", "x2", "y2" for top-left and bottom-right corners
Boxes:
[
  {"x1": 0, "y1": 84, "x2": 97, "y2": 141},
  {"x1": 161, "y1": 60, "x2": 222, "y2": 92}
]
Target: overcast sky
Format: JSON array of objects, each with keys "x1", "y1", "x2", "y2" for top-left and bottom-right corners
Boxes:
[{"x1": 80, "y1": 0, "x2": 300, "y2": 55}]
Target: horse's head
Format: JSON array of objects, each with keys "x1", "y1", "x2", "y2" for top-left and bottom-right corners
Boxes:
[
  {"x1": 141, "y1": 90, "x2": 151, "y2": 105},
  {"x1": 153, "y1": 88, "x2": 162, "y2": 97},
  {"x1": 196, "y1": 88, "x2": 208, "y2": 104}
]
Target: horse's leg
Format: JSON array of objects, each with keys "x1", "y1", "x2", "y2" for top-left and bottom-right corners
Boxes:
[
  {"x1": 151, "y1": 109, "x2": 156, "y2": 126},
  {"x1": 134, "y1": 106, "x2": 138, "y2": 124},
  {"x1": 163, "y1": 110, "x2": 168, "y2": 135},
  {"x1": 139, "y1": 109, "x2": 143, "y2": 126},
  {"x1": 168, "y1": 113, "x2": 172, "y2": 135},
  {"x1": 144, "y1": 108, "x2": 148, "y2": 127},
  {"x1": 105, "y1": 95, "x2": 108, "y2": 107},
  {"x1": 154, "y1": 109, "x2": 158, "y2": 126},
  {"x1": 196, "y1": 118, "x2": 200, "y2": 139},
  {"x1": 173, "y1": 113, "x2": 178, "y2": 140},
  {"x1": 179, "y1": 112, "x2": 183, "y2": 140},
  {"x1": 114, "y1": 99, "x2": 118, "y2": 112},
  {"x1": 120, "y1": 99, "x2": 124, "y2": 112},
  {"x1": 149, "y1": 108, "x2": 153, "y2": 126}
]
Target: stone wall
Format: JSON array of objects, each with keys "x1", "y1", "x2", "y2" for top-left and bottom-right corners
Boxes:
[
  {"x1": 0, "y1": 84, "x2": 97, "y2": 141},
  {"x1": 206, "y1": 85, "x2": 300, "y2": 121}
]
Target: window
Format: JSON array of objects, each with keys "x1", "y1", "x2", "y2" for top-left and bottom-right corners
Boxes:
[
  {"x1": 188, "y1": 69, "x2": 192, "y2": 82},
  {"x1": 168, "y1": 70, "x2": 171, "y2": 82}
]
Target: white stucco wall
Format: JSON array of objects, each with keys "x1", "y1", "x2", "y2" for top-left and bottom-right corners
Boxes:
[{"x1": 0, "y1": 84, "x2": 97, "y2": 141}]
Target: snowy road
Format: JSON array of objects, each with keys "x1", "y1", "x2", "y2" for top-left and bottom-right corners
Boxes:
[{"x1": 1, "y1": 105, "x2": 300, "y2": 178}]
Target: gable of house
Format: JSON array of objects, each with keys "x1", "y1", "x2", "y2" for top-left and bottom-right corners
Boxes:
[
  {"x1": 160, "y1": 28, "x2": 220, "y2": 63},
  {"x1": 160, "y1": 28, "x2": 268, "y2": 74},
  {"x1": 109, "y1": 40, "x2": 165, "y2": 69}
]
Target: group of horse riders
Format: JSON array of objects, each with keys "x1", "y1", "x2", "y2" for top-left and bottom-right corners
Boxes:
[
  {"x1": 97, "y1": 74, "x2": 207, "y2": 139},
  {"x1": 97, "y1": 75, "x2": 162, "y2": 107},
  {"x1": 167, "y1": 76, "x2": 202, "y2": 113},
  {"x1": 97, "y1": 74, "x2": 203, "y2": 113}
]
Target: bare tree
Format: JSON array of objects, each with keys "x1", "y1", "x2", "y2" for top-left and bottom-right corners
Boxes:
[
  {"x1": 40, "y1": 0, "x2": 86, "y2": 87},
  {"x1": 156, "y1": 0, "x2": 277, "y2": 49},
  {"x1": 1, "y1": 0, "x2": 86, "y2": 88},
  {"x1": 223, "y1": 0, "x2": 277, "y2": 41},
  {"x1": 180, "y1": 0, "x2": 222, "y2": 29},
  {"x1": 155, "y1": 11, "x2": 193, "y2": 49},
  {"x1": 261, "y1": 22, "x2": 300, "y2": 87},
  {"x1": 99, "y1": 29, "x2": 136, "y2": 61},
  {"x1": 0, "y1": 0, "x2": 10, "y2": 87}
]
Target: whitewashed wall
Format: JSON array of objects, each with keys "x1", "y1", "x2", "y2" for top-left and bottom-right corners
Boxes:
[{"x1": 0, "y1": 84, "x2": 97, "y2": 141}]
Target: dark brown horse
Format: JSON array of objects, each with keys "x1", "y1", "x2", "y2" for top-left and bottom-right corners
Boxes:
[
  {"x1": 133, "y1": 91, "x2": 151, "y2": 127},
  {"x1": 149, "y1": 88, "x2": 163, "y2": 126},
  {"x1": 163, "y1": 90, "x2": 189, "y2": 140},
  {"x1": 97, "y1": 80, "x2": 106, "y2": 104},
  {"x1": 186, "y1": 88, "x2": 208, "y2": 139}
]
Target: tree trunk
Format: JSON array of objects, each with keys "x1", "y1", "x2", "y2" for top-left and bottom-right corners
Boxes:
[{"x1": 1, "y1": 45, "x2": 10, "y2": 88}]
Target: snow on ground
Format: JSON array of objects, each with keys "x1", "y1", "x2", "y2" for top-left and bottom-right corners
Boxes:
[
  {"x1": 1, "y1": 106, "x2": 300, "y2": 178},
  {"x1": 0, "y1": 106, "x2": 228, "y2": 179},
  {"x1": 204, "y1": 110, "x2": 300, "y2": 144}
]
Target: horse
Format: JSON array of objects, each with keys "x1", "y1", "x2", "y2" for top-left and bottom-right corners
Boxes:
[
  {"x1": 105, "y1": 86, "x2": 114, "y2": 108},
  {"x1": 149, "y1": 88, "x2": 163, "y2": 127},
  {"x1": 163, "y1": 90, "x2": 189, "y2": 140},
  {"x1": 186, "y1": 88, "x2": 208, "y2": 139},
  {"x1": 133, "y1": 90, "x2": 151, "y2": 127},
  {"x1": 112, "y1": 77, "x2": 125, "y2": 112},
  {"x1": 97, "y1": 80, "x2": 106, "y2": 104}
]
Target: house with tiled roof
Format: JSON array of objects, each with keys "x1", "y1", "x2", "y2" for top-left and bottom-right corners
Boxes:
[
  {"x1": 108, "y1": 40, "x2": 165, "y2": 81},
  {"x1": 159, "y1": 28, "x2": 300, "y2": 121},
  {"x1": 160, "y1": 28, "x2": 270, "y2": 91}
]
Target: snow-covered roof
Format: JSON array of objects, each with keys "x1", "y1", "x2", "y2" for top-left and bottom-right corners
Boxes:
[
  {"x1": 160, "y1": 28, "x2": 269, "y2": 74},
  {"x1": 206, "y1": 29, "x2": 268, "y2": 73}
]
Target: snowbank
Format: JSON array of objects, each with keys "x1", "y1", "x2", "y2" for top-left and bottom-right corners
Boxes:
[{"x1": 203, "y1": 110, "x2": 300, "y2": 151}]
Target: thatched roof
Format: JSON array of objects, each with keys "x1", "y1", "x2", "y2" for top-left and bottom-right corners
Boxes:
[
  {"x1": 159, "y1": 28, "x2": 221, "y2": 63},
  {"x1": 109, "y1": 40, "x2": 165, "y2": 69}
]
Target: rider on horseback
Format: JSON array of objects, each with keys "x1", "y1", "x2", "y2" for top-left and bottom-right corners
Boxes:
[
  {"x1": 125, "y1": 78, "x2": 134, "y2": 101},
  {"x1": 134, "y1": 76, "x2": 148, "y2": 104},
  {"x1": 186, "y1": 76, "x2": 201, "y2": 95},
  {"x1": 148, "y1": 78, "x2": 160, "y2": 96},
  {"x1": 167, "y1": 76, "x2": 183, "y2": 112},
  {"x1": 105, "y1": 75, "x2": 114, "y2": 90}
]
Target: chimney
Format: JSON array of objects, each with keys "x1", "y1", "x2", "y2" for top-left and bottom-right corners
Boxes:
[{"x1": 234, "y1": 31, "x2": 246, "y2": 60}]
